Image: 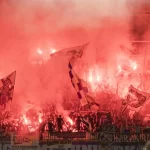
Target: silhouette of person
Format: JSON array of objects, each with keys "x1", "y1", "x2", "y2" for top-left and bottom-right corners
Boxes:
[
  {"x1": 75, "y1": 116, "x2": 81, "y2": 131},
  {"x1": 56, "y1": 115, "x2": 64, "y2": 132}
]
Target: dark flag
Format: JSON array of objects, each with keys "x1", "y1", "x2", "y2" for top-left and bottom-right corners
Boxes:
[
  {"x1": 126, "y1": 85, "x2": 150, "y2": 108},
  {"x1": 0, "y1": 71, "x2": 16, "y2": 110}
]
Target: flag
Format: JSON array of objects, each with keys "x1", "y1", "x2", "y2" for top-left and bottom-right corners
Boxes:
[
  {"x1": 51, "y1": 43, "x2": 88, "y2": 58},
  {"x1": 68, "y1": 62, "x2": 88, "y2": 106},
  {"x1": 50, "y1": 43, "x2": 89, "y2": 67},
  {"x1": 86, "y1": 93, "x2": 99, "y2": 106},
  {"x1": 126, "y1": 85, "x2": 150, "y2": 108},
  {"x1": 0, "y1": 71, "x2": 16, "y2": 110},
  {"x1": 68, "y1": 62, "x2": 98, "y2": 107},
  {"x1": 50, "y1": 43, "x2": 97, "y2": 107}
]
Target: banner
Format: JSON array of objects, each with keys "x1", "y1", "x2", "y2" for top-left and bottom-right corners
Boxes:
[
  {"x1": 113, "y1": 133, "x2": 150, "y2": 143},
  {"x1": 43, "y1": 144, "x2": 71, "y2": 150},
  {"x1": 97, "y1": 132, "x2": 150, "y2": 145},
  {"x1": 12, "y1": 133, "x2": 38, "y2": 146},
  {"x1": 0, "y1": 132, "x2": 11, "y2": 141},
  {"x1": 12, "y1": 143, "x2": 146, "y2": 150},
  {"x1": 12, "y1": 145, "x2": 38, "y2": 150},
  {"x1": 113, "y1": 145, "x2": 143, "y2": 150},
  {"x1": 40, "y1": 140, "x2": 71, "y2": 146},
  {"x1": 0, "y1": 143, "x2": 145, "y2": 150},
  {"x1": 43, "y1": 144, "x2": 143, "y2": 150},
  {"x1": 50, "y1": 132, "x2": 86, "y2": 139},
  {"x1": 0, "y1": 143, "x2": 11, "y2": 150}
]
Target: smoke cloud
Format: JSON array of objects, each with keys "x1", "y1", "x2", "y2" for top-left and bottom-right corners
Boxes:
[{"x1": 0, "y1": 0, "x2": 148, "y2": 114}]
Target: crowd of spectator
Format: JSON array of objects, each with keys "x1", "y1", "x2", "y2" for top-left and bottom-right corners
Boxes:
[
  {"x1": 41, "y1": 111, "x2": 149, "y2": 133},
  {"x1": 0, "y1": 103, "x2": 150, "y2": 141}
]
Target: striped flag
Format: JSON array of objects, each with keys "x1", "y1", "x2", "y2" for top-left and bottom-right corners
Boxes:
[
  {"x1": 68, "y1": 62, "x2": 98, "y2": 106},
  {"x1": 0, "y1": 71, "x2": 16, "y2": 110},
  {"x1": 68, "y1": 62, "x2": 88, "y2": 106},
  {"x1": 50, "y1": 43, "x2": 98, "y2": 107}
]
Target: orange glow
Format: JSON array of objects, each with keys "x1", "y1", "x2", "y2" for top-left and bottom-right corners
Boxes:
[
  {"x1": 86, "y1": 67, "x2": 102, "y2": 91},
  {"x1": 117, "y1": 64, "x2": 122, "y2": 74},
  {"x1": 21, "y1": 109, "x2": 43, "y2": 132},
  {"x1": 66, "y1": 117, "x2": 73, "y2": 126},
  {"x1": 87, "y1": 68, "x2": 101, "y2": 83},
  {"x1": 51, "y1": 48, "x2": 56, "y2": 54},
  {"x1": 23, "y1": 115, "x2": 30, "y2": 125},
  {"x1": 38, "y1": 114, "x2": 42, "y2": 123},
  {"x1": 96, "y1": 74, "x2": 100, "y2": 82},
  {"x1": 88, "y1": 74, "x2": 93, "y2": 82},
  {"x1": 130, "y1": 61, "x2": 137, "y2": 70},
  {"x1": 37, "y1": 48, "x2": 43, "y2": 55}
]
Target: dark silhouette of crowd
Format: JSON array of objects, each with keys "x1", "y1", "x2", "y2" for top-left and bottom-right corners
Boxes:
[
  {"x1": 39, "y1": 110, "x2": 150, "y2": 140},
  {"x1": 0, "y1": 103, "x2": 150, "y2": 141}
]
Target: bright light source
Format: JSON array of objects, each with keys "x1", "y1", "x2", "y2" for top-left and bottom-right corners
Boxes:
[
  {"x1": 132, "y1": 62, "x2": 137, "y2": 70},
  {"x1": 89, "y1": 76, "x2": 93, "y2": 82},
  {"x1": 88, "y1": 69, "x2": 93, "y2": 83},
  {"x1": 37, "y1": 48, "x2": 43, "y2": 55},
  {"x1": 51, "y1": 48, "x2": 56, "y2": 54},
  {"x1": 97, "y1": 75, "x2": 100, "y2": 82},
  {"x1": 117, "y1": 65, "x2": 122, "y2": 72},
  {"x1": 129, "y1": 60, "x2": 137, "y2": 71},
  {"x1": 66, "y1": 117, "x2": 73, "y2": 126}
]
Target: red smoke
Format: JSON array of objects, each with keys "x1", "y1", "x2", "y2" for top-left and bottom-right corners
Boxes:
[{"x1": 0, "y1": 0, "x2": 150, "y2": 116}]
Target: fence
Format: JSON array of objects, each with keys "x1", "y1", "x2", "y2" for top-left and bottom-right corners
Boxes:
[{"x1": 0, "y1": 130, "x2": 149, "y2": 150}]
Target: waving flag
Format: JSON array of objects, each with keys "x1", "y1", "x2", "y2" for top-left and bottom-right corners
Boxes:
[
  {"x1": 68, "y1": 62, "x2": 88, "y2": 106},
  {"x1": 51, "y1": 43, "x2": 88, "y2": 58},
  {"x1": 51, "y1": 43, "x2": 98, "y2": 107},
  {"x1": 126, "y1": 85, "x2": 150, "y2": 108},
  {"x1": 68, "y1": 62, "x2": 98, "y2": 106},
  {"x1": 0, "y1": 71, "x2": 16, "y2": 110},
  {"x1": 65, "y1": 43, "x2": 88, "y2": 59},
  {"x1": 50, "y1": 43, "x2": 89, "y2": 67}
]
